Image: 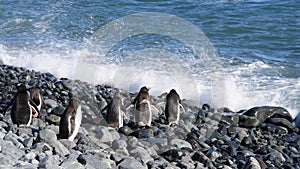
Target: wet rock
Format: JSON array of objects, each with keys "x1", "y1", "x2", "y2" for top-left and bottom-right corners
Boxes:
[
  {"x1": 239, "y1": 115, "x2": 260, "y2": 127},
  {"x1": 295, "y1": 112, "x2": 300, "y2": 128},
  {"x1": 243, "y1": 106, "x2": 292, "y2": 123}
]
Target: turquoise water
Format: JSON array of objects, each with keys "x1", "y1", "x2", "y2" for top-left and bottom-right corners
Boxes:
[{"x1": 0, "y1": 0, "x2": 299, "y2": 116}]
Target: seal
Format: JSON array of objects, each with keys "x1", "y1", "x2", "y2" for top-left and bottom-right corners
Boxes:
[
  {"x1": 132, "y1": 86, "x2": 152, "y2": 127},
  {"x1": 28, "y1": 87, "x2": 43, "y2": 117},
  {"x1": 165, "y1": 89, "x2": 183, "y2": 125},
  {"x1": 106, "y1": 90, "x2": 127, "y2": 128},
  {"x1": 9, "y1": 83, "x2": 39, "y2": 126},
  {"x1": 58, "y1": 98, "x2": 82, "y2": 141}
]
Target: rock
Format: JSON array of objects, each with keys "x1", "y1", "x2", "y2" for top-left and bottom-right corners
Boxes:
[
  {"x1": 170, "y1": 138, "x2": 192, "y2": 150},
  {"x1": 242, "y1": 106, "x2": 292, "y2": 123},
  {"x1": 266, "y1": 117, "x2": 295, "y2": 131},
  {"x1": 160, "y1": 149, "x2": 180, "y2": 162},
  {"x1": 39, "y1": 129, "x2": 70, "y2": 157},
  {"x1": 24, "y1": 151, "x2": 36, "y2": 161},
  {"x1": 118, "y1": 126, "x2": 133, "y2": 136},
  {"x1": 4, "y1": 132, "x2": 24, "y2": 149},
  {"x1": 77, "y1": 153, "x2": 115, "y2": 168},
  {"x1": 130, "y1": 128, "x2": 154, "y2": 138},
  {"x1": 38, "y1": 155, "x2": 60, "y2": 168},
  {"x1": 112, "y1": 139, "x2": 127, "y2": 150},
  {"x1": 51, "y1": 106, "x2": 65, "y2": 116},
  {"x1": 295, "y1": 112, "x2": 300, "y2": 128},
  {"x1": 32, "y1": 143, "x2": 53, "y2": 153},
  {"x1": 0, "y1": 140, "x2": 25, "y2": 160},
  {"x1": 243, "y1": 156, "x2": 261, "y2": 169},
  {"x1": 60, "y1": 160, "x2": 85, "y2": 169},
  {"x1": 130, "y1": 147, "x2": 153, "y2": 164},
  {"x1": 44, "y1": 99, "x2": 58, "y2": 108},
  {"x1": 46, "y1": 114, "x2": 61, "y2": 124},
  {"x1": 118, "y1": 157, "x2": 147, "y2": 169},
  {"x1": 192, "y1": 151, "x2": 210, "y2": 164},
  {"x1": 264, "y1": 151, "x2": 286, "y2": 164},
  {"x1": 239, "y1": 115, "x2": 260, "y2": 127},
  {"x1": 261, "y1": 123, "x2": 288, "y2": 135},
  {"x1": 96, "y1": 127, "x2": 120, "y2": 143},
  {"x1": 23, "y1": 137, "x2": 34, "y2": 147}
]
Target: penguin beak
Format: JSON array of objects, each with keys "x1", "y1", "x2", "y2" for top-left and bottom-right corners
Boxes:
[{"x1": 147, "y1": 87, "x2": 151, "y2": 90}]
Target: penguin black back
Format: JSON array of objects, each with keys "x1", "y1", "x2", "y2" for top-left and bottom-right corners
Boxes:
[
  {"x1": 11, "y1": 84, "x2": 32, "y2": 126},
  {"x1": 29, "y1": 87, "x2": 43, "y2": 111},
  {"x1": 58, "y1": 98, "x2": 82, "y2": 141},
  {"x1": 165, "y1": 89, "x2": 181, "y2": 125},
  {"x1": 107, "y1": 90, "x2": 124, "y2": 128}
]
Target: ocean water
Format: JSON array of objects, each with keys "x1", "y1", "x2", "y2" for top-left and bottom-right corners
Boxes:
[{"x1": 0, "y1": 0, "x2": 299, "y2": 117}]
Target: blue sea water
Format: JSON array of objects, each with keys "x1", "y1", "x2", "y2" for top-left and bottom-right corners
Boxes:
[{"x1": 0, "y1": 0, "x2": 299, "y2": 117}]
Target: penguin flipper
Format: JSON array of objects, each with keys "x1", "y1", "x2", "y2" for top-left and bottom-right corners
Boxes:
[
  {"x1": 179, "y1": 104, "x2": 185, "y2": 113},
  {"x1": 29, "y1": 99, "x2": 39, "y2": 117},
  {"x1": 125, "y1": 104, "x2": 134, "y2": 111},
  {"x1": 101, "y1": 104, "x2": 108, "y2": 113},
  {"x1": 121, "y1": 111, "x2": 128, "y2": 120}
]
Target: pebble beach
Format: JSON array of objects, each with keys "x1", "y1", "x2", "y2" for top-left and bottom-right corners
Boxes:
[{"x1": 0, "y1": 64, "x2": 299, "y2": 169}]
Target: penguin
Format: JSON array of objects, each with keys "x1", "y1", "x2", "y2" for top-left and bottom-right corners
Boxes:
[
  {"x1": 28, "y1": 87, "x2": 43, "y2": 117},
  {"x1": 58, "y1": 98, "x2": 82, "y2": 141},
  {"x1": 132, "y1": 86, "x2": 152, "y2": 127},
  {"x1": 106, "y1": 90, "x2": 127, "y2": 128},
  {"x1": 10, "y1": 83, "x2": 39, "y2": 126},
  {"x1": 165, "y1": 89, "x2": 183, "y2": 126}
]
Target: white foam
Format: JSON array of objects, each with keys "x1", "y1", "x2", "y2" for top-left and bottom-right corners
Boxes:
[{"x1": 1, "y1": 43, "x2": 299, "y2": 118}]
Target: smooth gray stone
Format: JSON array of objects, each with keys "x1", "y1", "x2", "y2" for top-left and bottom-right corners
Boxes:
[
  {"x1": 39, "y1": 129, "x2": 70, "y2": 157},
  {"x1": 117, "y1": 157, "x2": 147, "y2": 169},
  {"x1": 130, "y1": 147, "x2": 153, "y2": 164},
  {"x1": 0, "y1": 140, "x2": 25, "y2": 160},
  {"x1": 38, "y1": 155, "x2": 61, "y2": 169},
  {"x1": 44, "y1": 99, "x2": 58, "y2": 108},
  {"x1": 96, "y1": 127, "x2": 120, "y2": 143},
  {"x1": 77, "y1": 153, "x2": 114, "y2": 169},
  {"x1": 243, "y1": 157, "x2": 262, "y2": 169},
  {"x1": 112, "y1": 139, "x2": 127, "y2": 150},
  {"x1": 4, "y1": 132, "x2": 24, "y2": 149},
  {"x1": 170, "y1": 138, "x2": 193, "y2": 150}
]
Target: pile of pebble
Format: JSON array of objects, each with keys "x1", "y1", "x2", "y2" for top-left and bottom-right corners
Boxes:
[{"x1": 0, "y1": 64, "x2": 299, "y2": 169}]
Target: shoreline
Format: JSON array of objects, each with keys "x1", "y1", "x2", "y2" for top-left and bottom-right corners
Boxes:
[{"x1": 0, "y1": 64, "x2": 299, "y2": 168}]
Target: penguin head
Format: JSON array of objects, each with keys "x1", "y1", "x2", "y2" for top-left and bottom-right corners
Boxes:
[
  {"x1": 140, "y1": 86, "x2": 151, "y2": 92},
  {"x1": 170, "y1": 89, "x2": 177, "y2": 94},
  {"x1": 16, "y1": 83, "x2": 27, "y2": 92}
]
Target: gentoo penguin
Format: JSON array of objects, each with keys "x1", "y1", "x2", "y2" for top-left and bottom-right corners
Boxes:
[
  {"x1": 29, "y1": 87, "x2": 43, "y2": 117},
  {"x1": 165, "y1": 89, "x2": 182, "y2": 126},
  {"x1": 58, "y1": 98, "x2": 82, "y2": 141},
  {"x1": 132, "y1": 86, "x2": 152, "y2": 127},
  {"x1": 10, "y1": 84, "x2": 39, "y2": 126},
  {"x1": 106, "y1": 90, "x2": 127, "y2": 128}
]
